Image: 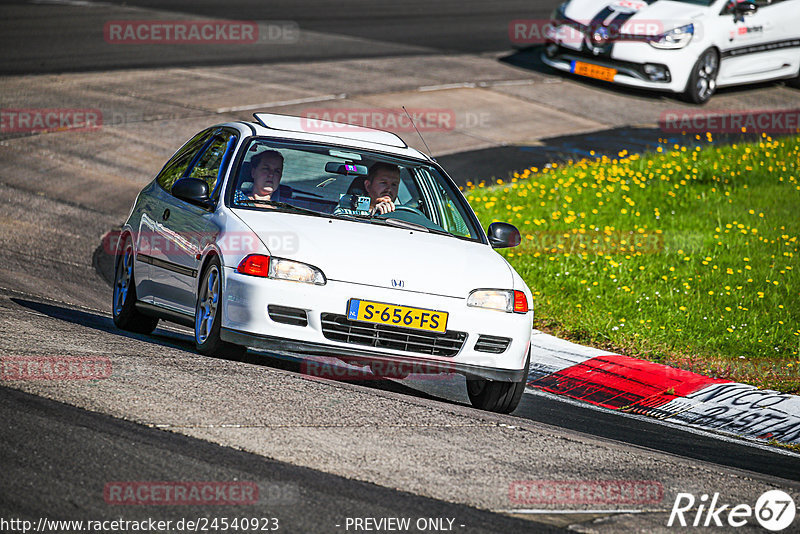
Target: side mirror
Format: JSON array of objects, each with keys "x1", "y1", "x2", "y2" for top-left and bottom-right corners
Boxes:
[
  {"x1": 487, "y1": 222, "x2": 521, "y2": 249},
  {"x1": 733, "y1": 1, "x2": 757, "y2": 21},
  {"x1": 172, "y1": 178, "x2": 214, "y2": 210}
]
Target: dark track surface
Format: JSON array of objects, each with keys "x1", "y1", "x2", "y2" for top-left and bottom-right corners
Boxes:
[
  {"x1": 0, "y1": 385, "x2": 562, "y2": 533},
  {"x1": 101, "y1": 0, "x2": 554, "y2": 52},
  {"x1": 0, "y1": 0, "x2": 559, "y2": 74},
  {"x1": 515, "y1": 391, "x2": 800, "y2": 483}
]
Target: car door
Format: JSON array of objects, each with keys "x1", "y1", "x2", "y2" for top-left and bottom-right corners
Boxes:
[
  {"x1": 149, "y1": 128, "x2": 239, "y2": 316},
  {"x1": 136, "y1": 129, "x2": 212, "y2": 304},
  {"x1": 717, "y1": 0, "x2": 799, "y2": 82}
]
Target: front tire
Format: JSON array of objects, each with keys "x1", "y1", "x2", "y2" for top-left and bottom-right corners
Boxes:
[
  {"x1": 195, "y1": 256, "x2": 246, "y2": 358},
  {"x1": 787, "y1": 66, "x2": 800, "y2": 89},
  {"x1": 112, "y1": 235, "x2": 158, "y2": 334},
  {"x1": 684, "y1": 48, "x2": 719, "y2": 104},
  {"x1": 466, "y1": 350, "x2": 530, "y2": 414}
]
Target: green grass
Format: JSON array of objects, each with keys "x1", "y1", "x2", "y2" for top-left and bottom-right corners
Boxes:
[{"x1": 465, "y1": 135, "x2": 800, "y2": 393}]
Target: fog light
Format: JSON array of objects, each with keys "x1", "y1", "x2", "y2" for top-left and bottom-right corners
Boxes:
[
  {"x1": 643, "y1": 64, "x2": 669, "y2": 82},
  {"x1": 545, "y1": 42, "x2": 559, "y2": 58}
]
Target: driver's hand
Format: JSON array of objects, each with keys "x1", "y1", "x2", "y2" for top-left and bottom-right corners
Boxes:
[{"x1": 371, "y1": 197, "x2": 395, "y2": 215}]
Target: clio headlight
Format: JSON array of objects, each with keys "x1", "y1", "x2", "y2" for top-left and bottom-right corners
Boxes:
[{"x1": 649, "y1": 23, "x2": 694, "y2": 49}]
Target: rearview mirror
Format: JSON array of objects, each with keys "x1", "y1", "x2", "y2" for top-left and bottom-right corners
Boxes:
[
  {"x1": 487, "y1": 222, "x2": 521, "y2": 249},
  {"x1": 172, "y1": 178, "x2": 214, "y2": 210},
  {"x1": 325, "y1": 162, "x2": 368, "y2": 175}
]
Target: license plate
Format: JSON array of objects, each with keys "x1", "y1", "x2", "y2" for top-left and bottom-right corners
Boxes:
[
  {"x1": 571, "y1": 61, "x2": 616, "y2": 82},
  {"x1": 347, "y1": 299, "x2": 448, "y2": 333}
]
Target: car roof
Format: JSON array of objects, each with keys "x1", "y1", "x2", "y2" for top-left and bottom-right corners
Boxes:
[{"x1": 225, "y1": 113, "x2": 433, "y2": 162}]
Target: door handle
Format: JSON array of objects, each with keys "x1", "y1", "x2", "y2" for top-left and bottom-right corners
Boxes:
[{"x1": 162, "y1": 209, "x2": 170, "y2": 221}]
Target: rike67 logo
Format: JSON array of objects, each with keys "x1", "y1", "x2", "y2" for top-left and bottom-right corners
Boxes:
[{"x1": 668, "y1": 490, "x2": 796, "y2": 531}]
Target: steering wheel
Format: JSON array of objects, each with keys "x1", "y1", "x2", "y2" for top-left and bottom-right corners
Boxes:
[{"x1": 392, "y1": 205, "x2": 426, "y2": 216}]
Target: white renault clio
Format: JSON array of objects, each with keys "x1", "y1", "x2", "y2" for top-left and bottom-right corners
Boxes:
[
  {"x1": 542, "y1": 0, "x2": 800, "y2": 103},
  {"x1": 112, "y1": 113, "x2": 533, "y2": 413}
]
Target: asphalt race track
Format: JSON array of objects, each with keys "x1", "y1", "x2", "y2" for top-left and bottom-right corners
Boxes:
[
  {"x1": 0, "y1": 0, "x2": 558, "y2": 74},
  {"x1": 1, "y1": 1, "x2": 799, "y2": 533}
]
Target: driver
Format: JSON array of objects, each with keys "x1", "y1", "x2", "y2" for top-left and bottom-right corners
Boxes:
[
  {"x1": 333, "y1": 162, "x2": 401, "y2": 216},
  {"x1": 363, "y1": 162, "x2": 401, "y2": 215}
]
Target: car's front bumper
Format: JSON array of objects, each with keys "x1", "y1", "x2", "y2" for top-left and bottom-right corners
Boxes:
[
  {"x1": 221, "y1": 267, "x2": 533, "y2": 379},
  {"x1": 221, "y1": 328, "x2": 529, "y2": 382},
  {"x1": 542, "y1": 37, "x2": 698, "y2": 93}
]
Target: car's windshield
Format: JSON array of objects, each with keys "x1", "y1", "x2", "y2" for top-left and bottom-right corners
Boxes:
[{"x1": 228, "y1": 138, "x2": 481, "y2": 242}]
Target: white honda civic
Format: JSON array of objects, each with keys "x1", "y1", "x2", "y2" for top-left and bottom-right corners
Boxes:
[
  {"x1": 542, "y1": 0, "x2": 800, "y2": 103},
  {"x1": 112, "y1": 113, "x2": 533, "y2": 413}
]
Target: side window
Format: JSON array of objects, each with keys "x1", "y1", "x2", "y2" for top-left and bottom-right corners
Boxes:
[
  {"x1": 414, "y1": 168, "x2": 472, "y2": 238},
  {"x1": 156, "y1": 129, "x2": 212, "y2": 192},
  {"x1": 721, "y1": 0, "x2": 777, "y2": 15},
  {"x1": 186, "y1": 130, "x2": 238, "y2": 197}
]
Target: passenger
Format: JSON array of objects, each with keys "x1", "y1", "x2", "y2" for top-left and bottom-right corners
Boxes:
[{"x1": 235, "y1": 150, "x2": 290, "y2": 203}]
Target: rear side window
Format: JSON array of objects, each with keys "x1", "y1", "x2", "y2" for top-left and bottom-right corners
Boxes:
[{"x1": 156, "y1": 129, "x2": 212, "y2": 192}]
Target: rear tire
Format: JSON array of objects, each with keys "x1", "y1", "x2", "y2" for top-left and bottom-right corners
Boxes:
[
  {"x1": 195, "y1": 256, "x2": 246, "y2": 359},
  {"x1": 683, "y1": 48, "x2": 719, "y2": 105},
  {"x1": 112, "y1": 235, "x2": 158, "y2": 334},
  {"x1": 466, "y1": 350, "x2": 530, "y2": 413}
]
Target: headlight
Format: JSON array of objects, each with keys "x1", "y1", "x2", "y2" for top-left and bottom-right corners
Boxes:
[
  {"x1": 270, "y1": 257, "x2": 326, "y2": 285},
  {"x1": 237, "y1": 255, "x2": 326, "y2": 285},
  {"x1": 649, "y1": 24, "x2": 693, "y2": 49},
  {"x1": 467, "y1": 289, "x2": 529, "y2": 313}
]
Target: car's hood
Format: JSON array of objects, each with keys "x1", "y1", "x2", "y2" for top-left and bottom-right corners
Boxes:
[
  {"x1": 231, "y1": 209, "x2": 514, "y2": 297},
  {"x1": 565, "y1": 0, "x2": 706, "y2": 33}
]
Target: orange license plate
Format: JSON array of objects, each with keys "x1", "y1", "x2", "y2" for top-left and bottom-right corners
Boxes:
[{"x1": 571, "y1": 61, "x2": 616, "y2": 82}]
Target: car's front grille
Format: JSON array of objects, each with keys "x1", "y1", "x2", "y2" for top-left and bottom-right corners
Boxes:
[
  {"x1": 268, "y1": 305, "x2": 308, "y2": 327},
  {"x1": 320, "y1": 313, "x2": 466, "y2": 357},
  {"x1": 474, "y1": 335, "x2": 511, "y2": 354},
  {"x1": 546, "y1": 43, "x2": 670, "y2": 82}
]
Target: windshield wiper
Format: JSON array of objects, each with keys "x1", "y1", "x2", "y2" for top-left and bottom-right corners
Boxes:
[
  {"x1": 381, "y1": 218, "x2": 430, "y2": 232},
  {"x1": 330, "y1": 212, "x2": 458, "y2": 237}
]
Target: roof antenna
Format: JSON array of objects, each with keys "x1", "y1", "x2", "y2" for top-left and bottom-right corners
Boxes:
[{"x1": 402, "y1": 106, "x2": 436, "y2": 162}]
